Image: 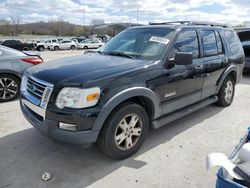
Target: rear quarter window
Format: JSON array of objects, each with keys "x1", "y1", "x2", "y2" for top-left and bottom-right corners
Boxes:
[
  {"x1": 224, "y1": 30, "x2": 243, "y2": 54},
  {"x1": 201, "y1": 30, "x2": 218, "y2": 57}
]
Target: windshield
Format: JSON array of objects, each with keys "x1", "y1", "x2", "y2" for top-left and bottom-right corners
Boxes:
[{"x1": 100, "y1": 28, "x2": 174, "y2": 60}]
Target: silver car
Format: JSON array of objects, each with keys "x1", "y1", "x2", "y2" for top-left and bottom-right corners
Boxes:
[{"x1": 0, "y1": 45, "x2": 43, "y2": 102}]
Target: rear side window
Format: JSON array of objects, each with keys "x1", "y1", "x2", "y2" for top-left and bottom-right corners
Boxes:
[
  {"x1": 224, "y1": 30, "x2": 242, "y2": 54},
  {"x1": 201, "y1": 30, "x2": 217, "y2": 57},
  {"x1": 174, "y1": 30, "x2": 199, "y2": 59},
  {"x1": 215, "y1": 31, "x2": 223, "y2": 54},
  {"x1": 3, "y1": 40, "x2": 14, "y2": 45}
]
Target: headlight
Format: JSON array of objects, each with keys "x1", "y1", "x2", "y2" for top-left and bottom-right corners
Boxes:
[
  {"x1": 56, "y1": 87, "x2": 101, "y2": 109},
  {"x1": 20, "y1": 74, "x2": 28, "y2": 93}
]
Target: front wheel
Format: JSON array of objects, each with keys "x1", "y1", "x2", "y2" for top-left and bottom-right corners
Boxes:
[
  {"x1": 97, "y1": 102, "x2": 149, "y2": 159},
  {"x1": 216, "y1": 75, "x2": 235, "y2": 107},
  {"x1": 70, "y1": 45, "x2": 76, "y2": 50}
]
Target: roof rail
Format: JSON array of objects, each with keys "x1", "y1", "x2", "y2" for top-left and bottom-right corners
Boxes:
[{"x1": 149, "y1": 21, "x2": 229, "y2": 28}]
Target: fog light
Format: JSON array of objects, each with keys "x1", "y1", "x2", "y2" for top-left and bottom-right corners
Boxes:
[{"x1": 59, "y1": 122, "x2": 77, "y2": 131}]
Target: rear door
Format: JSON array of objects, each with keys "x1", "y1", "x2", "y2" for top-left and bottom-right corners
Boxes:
[{"x1": 199, "y1": 29, "x2": 227, "y2": 99}]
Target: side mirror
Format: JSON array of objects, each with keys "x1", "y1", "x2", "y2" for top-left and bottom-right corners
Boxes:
[{"x1": 171, "y1": 52, "x2": 193, "y2": 66}]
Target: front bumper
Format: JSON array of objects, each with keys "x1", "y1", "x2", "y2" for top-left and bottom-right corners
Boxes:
[{"x1": 20, "y1": 99, "x2": 100, "y2": 145}]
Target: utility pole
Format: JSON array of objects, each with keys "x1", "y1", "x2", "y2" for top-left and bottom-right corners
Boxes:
[
  {"x1": 137, "y1": 8, "x2": 139, "y2": 24},
  {"x1": 82, "y1": 8, "x2": 85, "y2": 36},
  {"x1": 83, "y1": 8, "x2": 85, "y2": 26}
]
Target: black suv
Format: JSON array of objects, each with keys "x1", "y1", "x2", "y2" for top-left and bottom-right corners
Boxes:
[{"x1": 20, "y1": 21, "x2": 244, "y2": 159}]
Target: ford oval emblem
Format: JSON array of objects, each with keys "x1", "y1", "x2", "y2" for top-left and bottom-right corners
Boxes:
[{"x1": 31, "y1": 85, "x2": 36, "y2": 91}]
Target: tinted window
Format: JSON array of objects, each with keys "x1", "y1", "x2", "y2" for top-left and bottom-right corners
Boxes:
[
  {"x1": 52, "y1": 40, "x2": 57, "y2": 42},
  {"x1": 201, "y1": 30, "x2": 217, "y2": 57},
  {"x1": 215, "y1": 31, "x2": 223, "y2": 54},
  {"x1": 174, "y1": 30, "x2": 199, "y2": 59},
  {"x1": 62, "y1": 41, "x2": 70, "y2": 43},
  {"x1": 225, "y1": 30, "x2": 242, "y2": 54},
  {"x1": 3, "y1": 40, "x2": 15, "y2": 45}
]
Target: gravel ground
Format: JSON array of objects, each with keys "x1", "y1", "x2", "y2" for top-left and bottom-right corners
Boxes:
[{"x1": 0, "y1": 51, "x2": 249, "y2": 188}]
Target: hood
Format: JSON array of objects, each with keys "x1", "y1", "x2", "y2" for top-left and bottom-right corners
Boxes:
[{"x1": 27, "y1": 53, "x2": 154, "y2": 86}]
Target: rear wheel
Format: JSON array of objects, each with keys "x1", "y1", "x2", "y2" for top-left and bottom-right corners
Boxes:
[
  {"x1": 54, "y1": 46, "x2": 59, "y2": 51},
  {"x1": 0, "y1": 74, "x2": 20, "y2": 102},
  {"x1": 70, "y1": 45, "x2": 76, "y2": 50},
  {"x1": 97, "y1": 102, "x2": 149, "y2": 159},
  {"x1": 216, "y1": 75, "x2": 235, "y2": 107},
  {"x1": 83, "y1": 46, "x2": 88, "y2": 49}
]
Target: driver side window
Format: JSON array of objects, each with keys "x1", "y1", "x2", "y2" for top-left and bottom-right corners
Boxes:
[{"x1": 170, "y1": 30, "x2": 200, "y2": 59}]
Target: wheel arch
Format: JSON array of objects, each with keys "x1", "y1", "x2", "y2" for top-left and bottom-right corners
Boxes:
[
  {"x1": 0, "y1": 71, "x2": 21, "y2": 81},
  {"x1": 217, "y1": 65, "x2": 238, "y2": 93},
  {"x1": 92, "y1": 87, "x2": 161, "y2": 131}
]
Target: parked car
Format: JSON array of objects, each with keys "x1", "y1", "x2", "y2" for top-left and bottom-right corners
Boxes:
[
  {"x1": 0, "y1": 45, "x2": 43, "y2": 102},
  {"x1": 78, "y1": 40, "x2": 104, "y2": 49},
  {"x1": 36, "y1": 39, "x2": 59, "y2": 51},
  {"x1": 235, "y1": 28, "x2": 250, "y2": 71},
  {"x1": 49, "y1": 40, "x2": 76, "y2": 51},
  {"x1": 20, "y1": 21, "x2": 244, "y2": 159},
  {"x1": 1, "y1": 40, "x2": 36, "y2": 51}
]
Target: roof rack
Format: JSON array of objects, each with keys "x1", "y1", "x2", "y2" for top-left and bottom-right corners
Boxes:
[{"x1": 149, "y1": 21, "x2": 229, "y2": 28}]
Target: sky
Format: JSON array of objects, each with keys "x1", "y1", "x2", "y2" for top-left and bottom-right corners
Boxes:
[{"x1": 0, "y1": 0, "x2": 249, "y2": 25}]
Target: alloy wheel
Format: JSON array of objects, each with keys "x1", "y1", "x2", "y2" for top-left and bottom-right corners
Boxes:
[
  {"x1": 224, "y1": 80, "x2": 233, "y2": 103},
  {"x1": 114, "y1": 114, "x2": 142, "y2": 151},
  {"x1": 0, "y1": 78, "x2": 18, "y2": 100}
]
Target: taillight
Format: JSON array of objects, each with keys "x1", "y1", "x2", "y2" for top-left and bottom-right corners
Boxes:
[{"x1": 22, "y1": 57, "x2": 43, "y2": 65}]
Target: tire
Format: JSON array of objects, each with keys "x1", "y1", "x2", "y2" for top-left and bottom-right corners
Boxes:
[
  {"x1": 23, "y1": 47, "x2": 29, "y2": 51},
  {"x1": 54, "y1": 46, "x2": 59, "y2": 51},
  {"x1": 70, "y1": 45, "x2": 76, "y2": 50},
  {"x1": 38, "y1": 46, "x2": 45, "y2": 51},
  {"x1": 0, "y1": 74, "x2": 20, "y2": 102},
  {"x1": 216, "y1": 75, "x2": 235, "y2": 107},
  {"x1": 97, "y1": 102, "x2": 149, "y2": 159},
  {"x1": 83, "y1": 46, "x2": 88, "y2": 49}
]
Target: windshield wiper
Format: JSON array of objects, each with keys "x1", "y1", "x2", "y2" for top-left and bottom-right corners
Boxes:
[{"x1": 107, "y1": 51, "x2": 136, "y2": 59}]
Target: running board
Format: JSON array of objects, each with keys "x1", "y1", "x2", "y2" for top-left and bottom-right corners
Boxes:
[{"x1": 151, "y1": 96, "x2": 218, "y2": 129}]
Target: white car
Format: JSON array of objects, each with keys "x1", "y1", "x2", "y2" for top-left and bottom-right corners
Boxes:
[
  {"x1": 49, "y1": 40, "x2": 77, "y2": 51},
  {"x1": 36, "y1": 39, "x2": 59, "y2": 51},
  {"x1": 78, "y1": 40, "x2": 104, "y2": 49}
]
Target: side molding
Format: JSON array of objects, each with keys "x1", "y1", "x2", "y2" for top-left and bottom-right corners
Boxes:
[{"x1": 92, "y1": 87, "x2": 161, "y2": 131}]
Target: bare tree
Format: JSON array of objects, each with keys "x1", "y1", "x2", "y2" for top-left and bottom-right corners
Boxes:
[{"x1": 10, "y1": 16, "x2": 21, "y2": 36}]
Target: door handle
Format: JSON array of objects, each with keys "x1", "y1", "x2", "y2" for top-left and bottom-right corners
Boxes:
[
  {"x1": 194, "y1": 65, "x2": 204, "y2": 70},
  {"x1": 222, "y1": 58, "x2": 229, "y2": 63},
  {"x1": 193, "y1": 65, "x2": 204, "y2": 73}
]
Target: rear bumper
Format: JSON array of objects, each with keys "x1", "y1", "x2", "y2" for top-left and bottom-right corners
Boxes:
[{"x1": 20, "y1": 99, "x2": 100, "y2": 145}]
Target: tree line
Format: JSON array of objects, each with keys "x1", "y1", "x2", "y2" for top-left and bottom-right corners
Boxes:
[{"x1": 0, "y1": 19, "x2": 114, "y2": 37}]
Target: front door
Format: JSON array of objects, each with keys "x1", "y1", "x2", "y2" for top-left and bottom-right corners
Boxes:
[{"x1": 155, "y1": 29, "x2": 205, "y2": 115}]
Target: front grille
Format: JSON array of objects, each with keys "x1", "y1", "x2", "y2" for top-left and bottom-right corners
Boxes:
[
  {"x1": 22, "y1": 74, "x2": 54, "y2": 109},
  {"x1": 27, "y1": 76, "x2": 46, "y2": 100}
]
